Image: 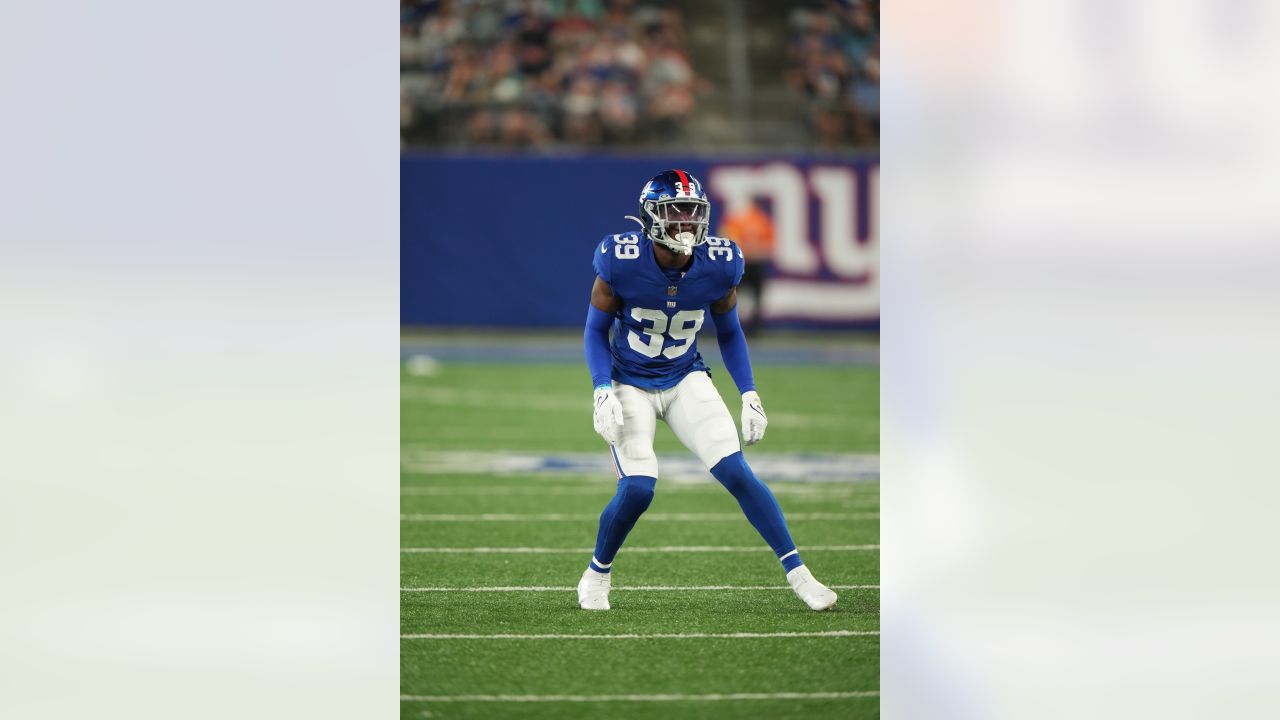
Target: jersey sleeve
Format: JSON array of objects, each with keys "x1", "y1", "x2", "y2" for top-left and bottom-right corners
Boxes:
[{"x1": 592, "y1": 235, "x2": 614, "y2": 284}]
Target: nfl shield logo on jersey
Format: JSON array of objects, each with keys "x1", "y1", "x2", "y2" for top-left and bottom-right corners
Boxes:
[{"x1": 668, "y1": 286, "x2": 677, "y2": 296}]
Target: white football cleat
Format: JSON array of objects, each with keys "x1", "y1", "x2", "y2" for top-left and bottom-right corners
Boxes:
[
  {"x1": 787, "y1": 565, "x2": 838, "y2": 611},
  {"x1": 577, "y1": 568, "x2": 611, "y2": 610}
]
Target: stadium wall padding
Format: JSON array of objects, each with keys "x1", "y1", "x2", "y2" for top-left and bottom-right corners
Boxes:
[{"x1": 401, "y1": 153, "x2": 879, "y2": 328}]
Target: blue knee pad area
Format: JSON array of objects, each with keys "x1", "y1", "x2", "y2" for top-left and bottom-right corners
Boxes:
[
  {"x1": 710, "y1": 452, "x2": 755, "y2": 493},
  {"x1": 612, "y1": 474, "x2": 656, "y2": 514},
  {"x1": 591, "y1": 474, "x2": 657, "y2": 570},
  {"x1": 711, "y1": 452, "x2": 801, "y2": 570}
]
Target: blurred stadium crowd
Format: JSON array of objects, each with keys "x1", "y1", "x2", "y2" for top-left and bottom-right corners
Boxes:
[
  {"x1": 400, "y1": 0, "x2": 700, "y2": 148},
  {"x1": 401, "y1": 0, "x2": 878, "y2": 151},
  {"x1": 788, "y1": 0, "x2": 880, "y2": 146}
]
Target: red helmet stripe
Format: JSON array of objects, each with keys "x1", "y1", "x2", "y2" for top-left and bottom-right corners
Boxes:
[{"x1": 673, "y1": 169, "x2": 691, "y2": 196}]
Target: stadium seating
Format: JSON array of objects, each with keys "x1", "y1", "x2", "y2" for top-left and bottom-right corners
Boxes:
[{"x1": 401, "y1": 0, "x2": 879, "y2": 150}]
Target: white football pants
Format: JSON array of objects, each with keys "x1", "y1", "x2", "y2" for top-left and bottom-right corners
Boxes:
[{"x1": 608, "y1": 371, "x2": 740, "y2": 478}]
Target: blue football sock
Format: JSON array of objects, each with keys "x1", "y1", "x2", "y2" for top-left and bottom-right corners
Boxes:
[
  {"x1": 589, "y1": 474, "x2": 656, "y2": 573},
  {"x1": 710, "y1": 452, "x2": 803, "y2": 573}
]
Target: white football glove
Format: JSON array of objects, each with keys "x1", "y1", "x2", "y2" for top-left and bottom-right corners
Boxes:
[
  {"x1": 592, "y1": 386, "x2": 625, "y2": 446},
  {"x1": 741, "y1": 390, "x2": 768, "y2": 446}
]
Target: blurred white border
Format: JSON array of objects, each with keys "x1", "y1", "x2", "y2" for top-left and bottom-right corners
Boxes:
[
  {"x1": 884, "y1": 1, "x2": 1280, "y2": 718},
  {"x1": 0, "y1": 2, "x2": 398, "y2": 717}
]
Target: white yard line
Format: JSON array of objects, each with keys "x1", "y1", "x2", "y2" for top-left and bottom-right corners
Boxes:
[
  {"x1": 400, "y1": 584, "x2": 879, "y2": 592},
  {"x1": 401, "y1": 691, "x2": 879, "y2": 703},
  {"x1": 400, "y1": 544, "x2": 879, "y2": 554},
  {"x1": 402, "y1": 486, "x2": 609, "y2": 496},
  {"x1": 401, "y1": 630, "x2": 878, "y2": 639},
  {"x1": 400, "y1": 512, "x2": 878, "y2": 522},
  {"x1": 400, "y1": 485, "x2": 872, "y2": 496}
]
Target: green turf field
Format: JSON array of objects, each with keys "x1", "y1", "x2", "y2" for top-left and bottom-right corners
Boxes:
[{"x1": 402, "y1": 353, "x2": 879, "y2": 719}]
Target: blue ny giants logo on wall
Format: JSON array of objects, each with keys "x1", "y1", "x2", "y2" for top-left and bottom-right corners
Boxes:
[
  {"x1": 400, "y1": 153, "x2": 879, "y2": 328},
  {"x1": 707, "y1": 161, "x2": 878, "y2": 323}
]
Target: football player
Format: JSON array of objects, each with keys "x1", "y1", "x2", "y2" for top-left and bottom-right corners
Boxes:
[{"x1": 578, "y1": 169, "x2": 838, "y2": 612}]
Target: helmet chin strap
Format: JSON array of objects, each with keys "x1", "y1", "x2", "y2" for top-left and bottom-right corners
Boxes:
[{"x1": 623, "y1": 215, "x2": 645, "y2": 230}]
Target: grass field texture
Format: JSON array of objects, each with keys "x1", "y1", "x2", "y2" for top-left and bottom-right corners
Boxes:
[{"x1": 402, "y1": 351, "x2": 879, "y2": 719}]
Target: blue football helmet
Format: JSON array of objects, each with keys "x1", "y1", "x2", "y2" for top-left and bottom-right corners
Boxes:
[{"x1": 625, "y1": 169, "x2": 711, "y2": 255}]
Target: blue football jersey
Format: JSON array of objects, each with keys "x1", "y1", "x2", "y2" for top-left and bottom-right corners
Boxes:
[{"x1": 593, "y1": 231, "x2": 745, "y2": 389}]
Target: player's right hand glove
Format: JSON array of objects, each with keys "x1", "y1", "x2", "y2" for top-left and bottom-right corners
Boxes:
[
  {"x1": 741, "y1": 390, "x2": 768, "y2": 446},
  {"x1": 592, "y1": 386, "x2": 625, "y2": 446}
]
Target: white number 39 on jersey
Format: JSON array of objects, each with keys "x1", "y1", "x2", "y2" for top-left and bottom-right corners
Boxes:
[
  {"x1": 614, "y1": 234, "x2": 640, "y2": 260},
  {"x1": 627, "y1": 308, "x2": 704, "y2": 359},
  {"x1": 706, "y1": 237, "x2": 734, "y2": 261}
]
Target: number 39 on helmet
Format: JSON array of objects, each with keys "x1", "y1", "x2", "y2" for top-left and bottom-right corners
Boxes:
[{"x1": 625, "y1": 169, "x2": 711, "y2": 256}]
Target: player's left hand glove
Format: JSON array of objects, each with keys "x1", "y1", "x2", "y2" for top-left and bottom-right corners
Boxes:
[{"x1": 741, "y1": 390, "x2": 768, "y2": 446}]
